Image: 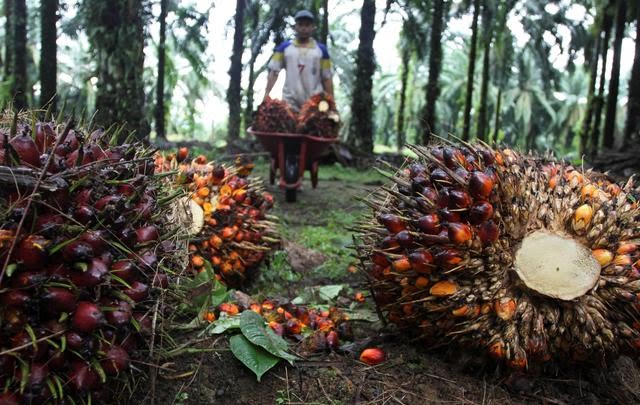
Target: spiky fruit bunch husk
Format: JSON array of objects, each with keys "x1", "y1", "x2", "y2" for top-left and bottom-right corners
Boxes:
[
  {"x1": 355, "y1": 143, "x2": 640, "y2": 370},
  {"x1": 211, "y1": 298, "x2": 351, "y2": 355},
  {"x1": 253, "y1": 97, "x2": 297, "y2": 133},
  {"x1": 0, "y1": 114, "x2": 184, "y2": 403},
  {"x1": 154, "y1": 150, "x2": 278, "y2": 287},
  {"x1": 296, "y1": 94, "x2": 340, "y2": 138}
]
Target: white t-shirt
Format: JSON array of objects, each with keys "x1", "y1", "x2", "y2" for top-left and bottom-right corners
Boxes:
[{"x1": 268, "y1": 38, "x2": 332, "y2": 111}]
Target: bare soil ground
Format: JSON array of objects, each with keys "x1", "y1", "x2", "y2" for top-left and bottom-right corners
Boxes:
[{"x1": 124, "y1": 162, "x2": 640, "y2": 405}]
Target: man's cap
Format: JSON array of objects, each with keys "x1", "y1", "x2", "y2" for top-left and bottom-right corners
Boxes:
[{"x1": 294, "y1": 10, "x2": 315, "y2": 22}]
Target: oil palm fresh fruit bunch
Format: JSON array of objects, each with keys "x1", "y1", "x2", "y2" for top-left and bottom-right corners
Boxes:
[
  {"x1": 0, "y1": 112, "x2": 184, "y2": 403},
  {"x1": 355, "y1": 142, "x2": 640, "y2": 370},
  {"x1": 154, "y1": 149, "x2": 278, "y2": 287},
  {"x1": 296, "y1": 94, "x2": 340, "y2": 138},
  {"x1": 253, "y1": 97, "x2": 296, "y2": 133}
]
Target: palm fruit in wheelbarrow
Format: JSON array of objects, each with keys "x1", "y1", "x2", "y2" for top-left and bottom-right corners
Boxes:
[
  {"x1": 296, "y1": 94, "x2": 340, "y2": 138},
  {"x1": 0, "y1": 111, "x2": 185, "y2": 403},
  {"x1": 354, "y1": 142, "x2": 640, "y2": 370},
  {"x1": 154, "y1": 149, "x2": 278, "y2": 287},
  {"x1": 253, "y1": 97, "x2": 296, "y2": 133}
]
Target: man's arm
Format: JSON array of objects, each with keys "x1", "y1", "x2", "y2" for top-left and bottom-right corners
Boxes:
[
  {"x1": 322, "y1": 77, "x2": 334, "y2": 99},
  {"x1": 263, "y1": 70, "x2": 280, "y2": 102}
]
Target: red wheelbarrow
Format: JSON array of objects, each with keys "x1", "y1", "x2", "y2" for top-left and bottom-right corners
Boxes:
[{"x1": 248, "y1": 128, "x2": 338, "y2": 202}]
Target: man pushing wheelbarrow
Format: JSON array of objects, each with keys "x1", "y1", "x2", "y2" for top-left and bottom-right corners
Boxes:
[{"x1": 250, "y1": 10, "x2": 340, "y2": 202}]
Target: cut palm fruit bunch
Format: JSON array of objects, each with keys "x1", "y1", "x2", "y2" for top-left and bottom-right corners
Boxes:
[
  {"x1": 0, "y1": 112, "x2": 185, "y2": 403},
  {"x1": 355, "y1": 142, "x2": 640, "y2": 370},
  {"x1": 253, "y1": 97, "x2": 297, "y2": 133},
  {"x1": 212, "y1": 298, "x2": 352, "y2": 355},
  {"x1": 154, "y1": 149, "x2": 277, "y2": 287},
  {"x1": 296, "y1": 94, "x2": 340, "y2": 138}
]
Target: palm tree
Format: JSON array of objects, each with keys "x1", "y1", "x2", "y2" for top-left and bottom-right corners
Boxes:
[
  {"x1": 602, "y1": 0, "x2": 627, "y2": 149},
  {"x1": 422, "y1": 0, "x2": 448, "y2": 144},
  {"x1": 155, "y1": 0, "x2": 168, "y2": 141},
  {"x1": 227, "y1": 0, "x2": 247, "y2": 142},
  {"x1": 3, "y1": 0, "x2": 13, "y2": 83},
  {"x1": 475, "y1": 0, "x2": 493, "y2": 142},
  {"x1": 349, "y1": 0, "x2": 376, "y2": 154},
  {"x1": 12, "y1": 0, "x2": 27, "y2": 109},
  {"x1": 461, "y1": 0, "x2": 480, "y2": 141},
  {"x1": 589, "y1": 7, "x2": 613, "y2": 156},
  {"x1": 623, "y1": 2, "x2": 640, "y2": 146}
]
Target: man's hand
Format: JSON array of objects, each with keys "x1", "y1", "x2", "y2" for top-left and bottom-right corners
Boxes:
[{"x1": 263, "y1": 70, "x2": 279, "y2": 104}]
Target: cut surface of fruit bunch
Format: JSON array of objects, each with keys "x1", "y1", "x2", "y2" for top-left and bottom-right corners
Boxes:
[
  {"x1": 154, "y1": 150, "x2": 278, "y2": 287},
  {"x1": 0, "y1": 112, "x2": 184, "y2": 402},
  {"x1": 355, "y1": 142, "x2": 640, "y2": 369},
  {"x1": 296, "y1": 94, "x2": 340, "y2": 138},
  {"x1": 253, "y1": 97, "x2": 297, "y2": 133}
]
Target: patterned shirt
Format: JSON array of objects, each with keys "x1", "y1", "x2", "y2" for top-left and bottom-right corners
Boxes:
[{"x1": 268, "y1": 38, "x2": 332, "y2": 111}]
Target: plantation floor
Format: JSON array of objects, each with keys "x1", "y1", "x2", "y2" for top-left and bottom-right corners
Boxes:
[{"x1": 130, "y1": 160, "x2": 640, "y2": 405}]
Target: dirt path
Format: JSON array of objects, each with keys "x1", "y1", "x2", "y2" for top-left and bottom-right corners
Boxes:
[{"x1": 129, "y1": 162, "x2": 640, "y2": 405}]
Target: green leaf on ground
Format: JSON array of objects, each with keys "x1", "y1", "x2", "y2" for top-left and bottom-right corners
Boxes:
[
  {"x1": 239, "y1": 311, "x2": 298, "y2": 364},
  {"x1": 229, "y1": 334, "x2": 280, "y2": 382},
  {"x1": 200, "y1": 315, "x2": 241, "y2": 336}
]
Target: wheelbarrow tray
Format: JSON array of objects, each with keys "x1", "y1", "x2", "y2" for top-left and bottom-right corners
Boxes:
[{"x1": 248, "y1": 127, "x2": 337, "y2": 201}]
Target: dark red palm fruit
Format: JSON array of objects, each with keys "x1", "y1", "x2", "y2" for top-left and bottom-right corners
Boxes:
[
  {"x1": 430, "y1": 146, "x2": 444, "y2": 162},
  {"x1": 469, "y1": 201, "x2": 494, "y2": 225},
  {"x1": 100, "y1": 345, "x2": 130, "y2": 376},
  {"x1": 45, "y1": 263, "x2": 71, "y2": 280},
  {"x1": 70, "y1": 258, "x2": 108, "y2": 288},
  {"x1": 16, "y1": 235, "x2": 49, "y2": 269},
  {"x1": 371, "y1": 252, "x2": 390, "y2": 267},
  {"x1": 133, "y1": 312, "x2": 153, "y2": 335},
  {"x1": 395, "y1": 230, "x2": 413, "y2": 248},
  {"x1": 11, "y1": 271, "x2": 47, "y2": 288},
  {"x1": 21, "y1": 363, "x2": 49, "y2": 392},
  {"x1": 408, "y1": 250, "x2": 434, "y2": 274},
  {"x1": 34, "y1": 123, "x2": 56, "y2": 153},
  {"x1": 431, "y1": 168, "x2": 451, "y2": 184},
  {"x1": 78, "y1": 230, "x2": 107, "y2": 254},
  {"x1": 122, "y1": 281, "x2": 149, "y2": 302},
  {"x1": 65, "y1": 331, "x2": 84, "y2": 351},
  {"x1": 73, "y1": 205, "x2": 95, "y2": 225},
  {"x1": 74, "y1": 188, "x2": 92, "y2": 206},
  {"x1": 411, "y1": 175, "x2": 430, "y2": 193},
  {"x1": 152, "y1": 273, "x2": 169, "y2": 288},
  {"x1": 34, "y1": 214, "x2": 65, "y2": 235},
  {"x1": 448, "y1": 189, "x2": 473, "y2": 209},
  {"x1": 104, "y1": 300, "x2": 132, "y2": 327},
  {"x1": 116, "y1": 183, "x2": 136, "y2": 197},
  {"x1": 417, "y1": 186, "x2": 438, "y2": 203},
  {"x1": 10, "y1": 331, "x2": 47, "y2": 360},
  {"x1": 415, "y1": 214, "x2": 441, "y2": 235},
  {"x1": 380, "y1": 235, "x2": 400, "y2": 251},
  {"x1": 135, "y1": 225, "x2": 159, "y2": 244},
  {"x1": 0, "y1": 354, "x2": 15, "y2": 376},
  {"x1": 268, "y1": 322, "x2": 285, "y2": 337},
  {"x1": 2, "y1": 307, "x2": 27, "y2": 334},
  {"x1": 10, "y1": 131, "x2": 40, "y2": 167},
  {"x1": 138, "y1": 251, "x2": 157, "y2": 270},
  {"x1": 469, "y1": 171, "x2": 494, "y2": 199},
  {"x1": 62, "y1": 241, "x2": 94, "y2": 262},
  {"x1": 72, "y1": 301, "x2": 104, "y2": 333},
  {"x1": 443, "y1": 147, "x2": 466, "y2": 169},
  {"x1": 478, "y1": 148, "x2": 495, "y2": 165},
  {"x1": 41, "y1": 287, "x2": 77, "y2": 313},
  {"x1": 0, "y1": 290, "x2": 31, "y2": 307},
  {"x1": 377, "y1": 214, "x2": 406, "y2": 234},
  {"x1": 177, "y1": 147, "x2": 189, "y2": 162},
  {"x1": 110, "y1": 260, "x2": 137, "y2": 282},
  {"x1": 435, "y1": 248, "x2": 464, "y2": 270},
  {"x1": 440, "y1": 209, "x2": 462, "y2": 223},
  {"x1": 47, "y1": 349, "x2": 66, "y2": 370},
  {"x1": 408, "y1": 163, "x2": 427, "y2": 178},
  {"x1": 477, "y1": 220, "x2": 500, "y2": 245},
  {"x1": 54, "y1": 130, "x2": 79, "y2": 156},
  {"x1": 454, "y1": 167, "x2": 470, "y2": 182},
  {"x1": 448, "y1": 223, "x2": 473, "y2": 244},
  {"x1": 0, "y1": 391, "x2": 21, "y2": 405},
  {"x1": 134, "y1": 195, "x2": 155, "y2": 219},
  {"x1": 94, "y1": 195, "x2": 122, "y2": 212},
  {"x1": 436, "y1": 188, "x2": 449, "y2": 208},
  {"x1": 68, "y1": 361, "x2": 100, "y2": 392},
  {"x1": 81, "y1": 144, "x2": 108, "y2": 165}
]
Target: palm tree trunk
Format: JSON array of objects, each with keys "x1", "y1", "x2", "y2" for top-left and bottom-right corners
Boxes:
[
  {"x1": 476, "y1": 3, "x2": 492, "y2": 142},
  {"x1": 492, "y1": 87, "x2": 502, "y2": 143},
  {"x1": 579, "y1": 33, "x2": 601, "y2": 156},
  {"x1": 602, "y1": 0, "x2": 627, "y2": 149},
  {"x1": 320, "y1": 0, "x2": 329, "y2": 45},
  {"x1": 462, "y1": 0, "x2": 481, "y2": 141},
  {"x1": 243, "y1": 4, "x2": 260, "y2": 130},
  {"x1": 84, "y1": 0, "x2": 148, "y2": 141},
  {"x1": 622, "y1": 3, "x2": 640, "y2": 147},
  {"x1": 3, "y1": 0, "x2": 13, "y2": 82},
  {"x1": 227, "y1": 0, "x2": 246, "y2": 142},
  {"x1": 396, "y1": 48, "x2": 410, "y2": 151},
  {"x1": 154, "y1": 0, "x2": 168, "y2": 141},
  {"x1": 12, "y1": 0, "x2": 27, "y2": 109},
  {"x1": 39, "y1": 0, "x2": 57, "y2": 109},
  {"x1": 421, "y1": 0, "x2": 446, "y2": 145},
  {"x1": 349, "y1": 0, "x2": 376, "y2": 154},
  {"x1": 589, "y1": 12, "x2": 613, "y2": 157}
]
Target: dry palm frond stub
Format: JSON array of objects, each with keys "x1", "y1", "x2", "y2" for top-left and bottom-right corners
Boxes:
[
  {"x1": 0, "y1": 113, "x2": 185, "y2": 403},
  {"x1": 354, "y1": 142, "x2": 640, "y2": 370}
]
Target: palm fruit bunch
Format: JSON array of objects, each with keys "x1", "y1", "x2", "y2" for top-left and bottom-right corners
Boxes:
[
  {"x1": 0, "y1": 113, "x2": 183, "y2": 403},
  {"x1": 154, "y1": 150, "x2": 277, "y2": 287},
  {"x1": 355, "y1": 142, "x2": 640, "y2": 370},
  {"x1": 296, "y1": 94, "x2": 340, "y2": 138},
  {"x1": 253, "y1": 97, "x2": 296, "y2": 133},
  {"x1": 214, "y1": 298, "x2": 351, "y2": 354}
]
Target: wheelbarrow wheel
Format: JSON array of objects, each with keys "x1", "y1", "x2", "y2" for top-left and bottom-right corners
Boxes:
[{"x1": 285, "y1": 188, "x2": 297, "y2": 202}]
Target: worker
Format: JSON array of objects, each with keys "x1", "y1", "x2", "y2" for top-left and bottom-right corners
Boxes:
[{"x1": 263, "y1": 10, "x2": 334, "y2": 111}]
